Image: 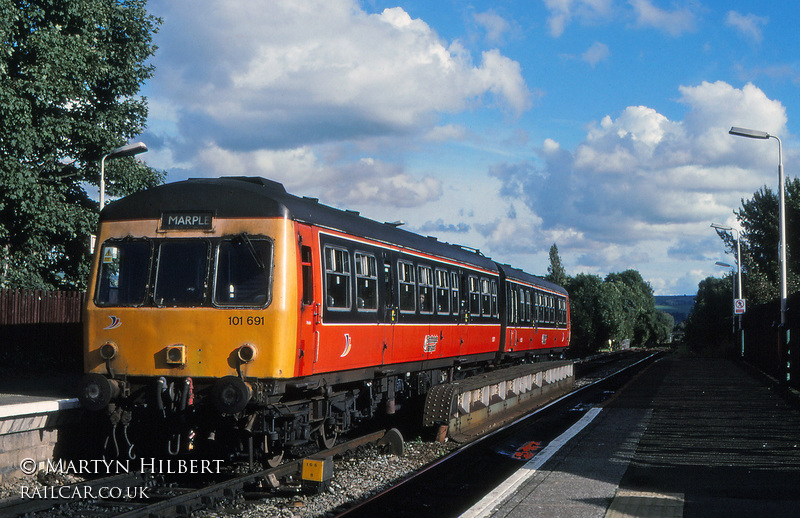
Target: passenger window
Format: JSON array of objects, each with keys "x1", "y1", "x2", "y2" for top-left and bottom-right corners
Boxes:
[
  {"x1": 324, "y1": 246, "x2": 351, "y2": 310},
  {"x1": 435, "y1": 269, "x2": 450, "y2": 314},
  {"x1": 96, "y1": 240, "x2": 150, "y2": 306},
  {"x1": 355, "y1": 252, "x2": 378, "y2": 311},
  {"x1": 418, "y1": 265, "x2": 433, "y2": 314},
  {"x1": 214, "y1": 236, "x2": 272, "y2": 306},
  {"x1": 155, "y1": 241, "x2": 209, "y2": 306},
  {"x1": 481, "y1": 278, "x2": 492, "y2": 316},
  {"x1": 491, "y1": 280, "x2": 498, "y2": 317},
  {"x1": 451, "y1": 272, "x2": 460, "y2": 315},
  {"x1": 468, "y1": 276, "x2": 480, "y2": 315},
  {"x1": 398, "y1": 261, "x2": 416, "y2": 312},
  {"x1": 536, "y1": 292, "x2": 543, "y2": 324},
  {"x1": 525, "y1": 290, "x2": 532, "y2": 324}
]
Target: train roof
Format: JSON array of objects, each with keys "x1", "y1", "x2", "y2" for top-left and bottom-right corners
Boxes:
[
  {"x1": 101, "y1": 177, "x2": 501, "y2": 272},
  {"x1": 496, "y1": 263, "x2": 568, "y2": 296}
]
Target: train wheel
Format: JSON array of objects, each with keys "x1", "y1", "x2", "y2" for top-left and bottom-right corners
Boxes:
[{"x1": 317, "y1": 419, "x2": 338, "y2": 450}]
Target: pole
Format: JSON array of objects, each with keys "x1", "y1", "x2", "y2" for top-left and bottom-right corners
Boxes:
[
  {"x1": 735, "y1": 231, "x2": 744, "y2": 358},
  {"x1": 100, "y1": 154, "x2": 109, "y2": 209},
  {"x1": 98, "y1": 142, "x2": 147, "y2": 210},
  {"x1": 775, "y1": 135, "x2": 790, "y2": 383},
  {"x1": 729, "y1": 127, "x2": 789, "y2": 383}
]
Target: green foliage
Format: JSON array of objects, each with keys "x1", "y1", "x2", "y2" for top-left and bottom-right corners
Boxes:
[
  {"x1": 0, "y1": 0, "x2": 164, "y2": 289},
  {"x1": 654, "y1": 295, "x2": 694, "y2": 324},
  {"x1": 605, "y1": 269, "x2": 658, "y2": 347},
  {"x1": 565, "y1": 269, "x2": 672, "y2": 356},
  {"x1": 553, "y1": 242, "x2": 675, "y2": 356},
  {"x1": 564, "y1": 273, "x2": 604, "y2": 357},
  {"x1": 546, "y1": 243, "x2": 567, "y2": 287},
  {"x1": 684, "y1": 276, "x2": 734, "y2": 354},
  {"x1": 719, "y1": 178, "x2": 800, "y2": 305}
]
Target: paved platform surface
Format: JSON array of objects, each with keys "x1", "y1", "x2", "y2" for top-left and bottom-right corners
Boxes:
[
  {"x1": 0, "y1": 374, "x2": 79, "y2": 421},
  {"x1": 483, "y1": 355, "x2": 800, "y2": 518}
]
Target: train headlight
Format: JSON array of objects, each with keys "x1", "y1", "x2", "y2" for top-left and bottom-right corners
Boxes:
[
  {"x1": 211, "y1": 376, "x2": 252, "y2": 414},
  {"x1": 166, "y1": 344, "x2": 186, "y2": 366},
  {"x1": 78, "y1": 373, "x2": 120, "y2": 411},
  {"x1": 99, "y1": 342, "x2": 118, "y2": 361},
  {"x1": 237, "y1": 343, "x2": 257, "y2": 363}
]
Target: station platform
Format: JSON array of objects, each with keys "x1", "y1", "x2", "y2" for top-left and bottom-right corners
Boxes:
[
  {"x1": 0, "y1": 375, "x2": 81, "y2": 482},
  {"x1": 464, "y1": 355, "x2": 800, "y2": 518}
]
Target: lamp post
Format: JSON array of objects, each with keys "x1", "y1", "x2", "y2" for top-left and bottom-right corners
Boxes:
[
  {"x1": 100, "y1": 142, "x2": 148, "y2": 209},
  {"x1": 729, "y1": 126, "x2": 788, "y2": 381},
  {"x1": 712, "y1": 223, "x2": 744, "y2": 356}
]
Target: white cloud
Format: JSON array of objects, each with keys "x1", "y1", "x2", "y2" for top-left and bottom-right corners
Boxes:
[
  {"x1": 191, "y1": 145, "x2": 442, "y2": 209},
  {"x1": 473, "y1": 11, "x2": 512, "y2": 45},
  {"x1": 725, "y1": 11, "x2": 768, "y2": 44},
  {"x1": 582, "y1": 42, "x2": 610, "y2": 67},
  {"x1": 149, "y1": 0, "x2": 530, "y2": 152},
  {"x1": 490, "y1": 81, "x2": 787, "y2": 284},
  {"x1": 628, "y1": 0, "x2": 696, "y2": 36},
  {"x1": 678, "y1": 81, "x2": 787, "y2": 165},
  {"x1": 543, "y1": 0, "x2": 613, "y2": 37},
  {"x1": 424, "y1": 124, "x2": 470, "y2": 142}
]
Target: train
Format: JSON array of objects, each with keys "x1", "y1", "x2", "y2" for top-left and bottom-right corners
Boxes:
[{"x1": 78, "y1": 177, "x2": 569, "y2": 465}]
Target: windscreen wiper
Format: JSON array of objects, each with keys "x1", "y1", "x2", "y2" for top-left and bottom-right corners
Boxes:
[{"x1": 238, "y1": 232, "x2": 266, "y2": 270}]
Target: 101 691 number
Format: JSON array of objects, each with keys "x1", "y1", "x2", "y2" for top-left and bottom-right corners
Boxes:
[{"x1": 229, "y1": 316, "x2": 265, "y2": 326}]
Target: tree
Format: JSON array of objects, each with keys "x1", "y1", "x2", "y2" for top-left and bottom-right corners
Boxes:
[
  {"x1": 565, "y1": 268, "x2": 673, "y2": 356},
  {"x1": 0, "y1": 0, "x2": 164, "y2": 290},
  {"x1": 564, "y1": 274, "x2": 604, "y2": 357},
  {"x1": 684, "y1": 276, "x2": 734, "y2": 354},
  {"x1": 605, "y1": 269, "x2": 658, "y2": 347},
  {"x1": 719, "y1": 179, "x2": 800, "y2": 305},
  {"x1": 546, "y1": 243, "x2": 567, "y2": 287}
]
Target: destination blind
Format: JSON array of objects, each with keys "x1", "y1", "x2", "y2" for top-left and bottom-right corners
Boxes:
[{"x1": 160, "y1": 211, "x2": 214, "y2": 230}]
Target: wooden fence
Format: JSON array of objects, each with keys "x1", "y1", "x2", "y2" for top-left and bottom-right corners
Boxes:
[{"x1": 0, "y1": 289, "x2": 85, "y2": 325}]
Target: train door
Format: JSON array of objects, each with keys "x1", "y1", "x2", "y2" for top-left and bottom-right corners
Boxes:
[
  {"x1": 507, "y1": 284, "x2": 518, "y2": 353},
  {"x1": 380, "y1": 254, "x2": 396, "y2": 365},
  {"x1": 456, "y1": 271, "x2": 470, "y2": 356},
  {"x1": 418, "y1": 264, "x2": 436, "y2": 360},
  {"x1": 296, "y1": 226, "x2": 318, "y2": 377},
  {"x1": 446, "y1": 270, "x2": 462, "y2": 358}
]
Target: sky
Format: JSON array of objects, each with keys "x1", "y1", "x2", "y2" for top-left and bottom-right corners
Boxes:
[{"x1": 136, "y1": 0, "x2": 799, "y2": 296}]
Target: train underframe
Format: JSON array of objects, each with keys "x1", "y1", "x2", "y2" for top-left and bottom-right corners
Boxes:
[
  {"x1": 86, "y1": 351, "x2": 563, "y2": 467},
  {"x1": 91, "y1": 365, "x2": 450, "y2": 466}
]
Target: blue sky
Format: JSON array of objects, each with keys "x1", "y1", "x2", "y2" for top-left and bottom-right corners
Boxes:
[{"x1": 137, "y1": 0, "x2": 798, "y2": 295}]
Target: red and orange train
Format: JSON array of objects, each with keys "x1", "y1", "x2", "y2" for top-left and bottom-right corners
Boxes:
[{"x1": 79, "y1": 177, "x2": 569, "y2": 463}]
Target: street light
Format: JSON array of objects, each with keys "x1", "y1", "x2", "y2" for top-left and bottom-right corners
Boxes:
[
  {"x1": 711, "y1": 223, "x2": 744, "y2": 356},
  {"x1": 729, "y1": 126, "x2": 788, "y2": 380},
  {"x1": 100, "y1": 142, "x2": 148, "y2": 209}
]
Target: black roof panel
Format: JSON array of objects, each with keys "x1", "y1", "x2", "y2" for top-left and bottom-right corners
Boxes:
[{"x1": 101, "y1": 177, "x2": 500, "y2": 272}]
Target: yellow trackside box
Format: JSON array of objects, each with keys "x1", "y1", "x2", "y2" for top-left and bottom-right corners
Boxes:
[{"x1": 302, "y1": 457, "x2": 333, "y2": 483}]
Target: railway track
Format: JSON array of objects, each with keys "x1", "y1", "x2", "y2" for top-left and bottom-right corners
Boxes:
[
  {"x1": 336, "y1": 350, "x2": 662, "y2": 518},
  {"x1": 0, "y1": 430, "x2": 396, "y2": 518}
]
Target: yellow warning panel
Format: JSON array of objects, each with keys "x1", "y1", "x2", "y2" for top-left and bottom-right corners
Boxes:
[{"x1": 302, "y1": 458, "x2": 332, "y2": 483}]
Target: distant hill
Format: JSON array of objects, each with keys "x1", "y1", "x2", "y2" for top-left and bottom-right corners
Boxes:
[{"x1": 655, "y1": 295, "x2": 695, "y2": 324}]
